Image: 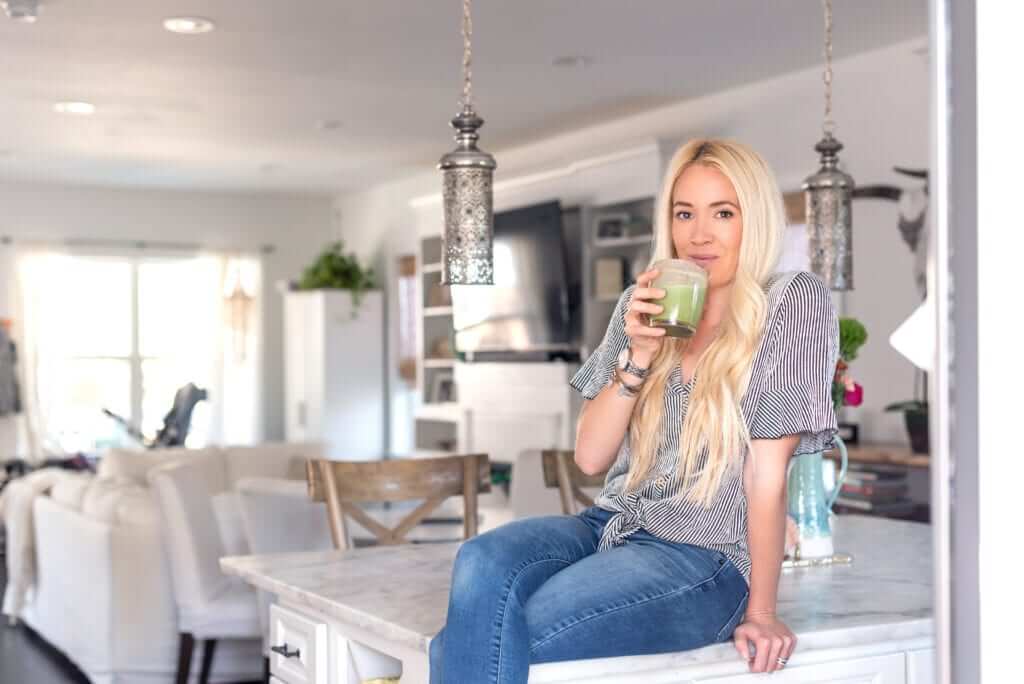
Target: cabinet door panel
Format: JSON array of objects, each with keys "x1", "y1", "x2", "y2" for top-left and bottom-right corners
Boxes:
[
  {"x1": 906, "y1": 649, "x2": 936, "y2": 684},
  {"x1": 697, "y1": 652, "x2": 905, "y2": 684}
]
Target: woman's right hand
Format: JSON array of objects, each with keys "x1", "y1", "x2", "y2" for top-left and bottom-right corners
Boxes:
[{"x1": 624, "y1": 269, "x2": 667, "y2": 369}]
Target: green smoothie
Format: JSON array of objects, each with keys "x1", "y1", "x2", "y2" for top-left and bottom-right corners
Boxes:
[{"x1": 650, "y1": 282, "x2": 706, "y2": 337}]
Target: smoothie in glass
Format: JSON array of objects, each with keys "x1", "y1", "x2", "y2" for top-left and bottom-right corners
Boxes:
[{"x1": 648, "y1": 258, "x2": 708, "y2": 338}]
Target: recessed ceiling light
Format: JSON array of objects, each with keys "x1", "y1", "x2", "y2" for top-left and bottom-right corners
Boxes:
[
  {"x1": 316, "y1": 119, "x2": 343, "y2": 131},
  {"x1": 54, "y1": 101, "x2": 96, "y2": 115},
  {"x1": 163, "y1": 16, "x2": 215, "y2": 34},
  {"x1": 2, "y1": 0, "x2": 40, "y2": 23},
  {"x1": 552, "y1": 55, "x2": 594, "y2": 69}
]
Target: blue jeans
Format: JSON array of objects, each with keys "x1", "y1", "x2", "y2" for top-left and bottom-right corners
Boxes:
[{"x1": 428, "y1": 506, "x2": 749, "y2": 684}]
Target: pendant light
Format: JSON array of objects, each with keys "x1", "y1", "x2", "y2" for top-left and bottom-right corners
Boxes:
[
  {"x1": 438, "y1": 0, "x2": 496, "y2": 285},
  {"x1": 803, "y1": 0, "x2": 855, "y2": 290}
]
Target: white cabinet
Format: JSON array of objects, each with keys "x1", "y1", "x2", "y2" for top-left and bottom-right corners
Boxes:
[
  {"x1": 906, "y1": 649, "x2": 936, "y2": 684},
  {"x1": 269, "y1": 603, "x2": 329, "y2": 684},
  {"x1": 284, "y1": 290, "x2": 384, "y2": 459},
  {"x1": 696, "y1": 653, "x2": 905, "y2": 684}
]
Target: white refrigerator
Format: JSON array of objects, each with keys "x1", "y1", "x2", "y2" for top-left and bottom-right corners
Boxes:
[{"x1": 283, "y1": 289, "x2": 384, "y2": 459}]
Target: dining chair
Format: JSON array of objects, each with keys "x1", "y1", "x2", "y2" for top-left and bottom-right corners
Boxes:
[
  {"x1": 306, "y1": 453, "x2": 491, "y2": 549},
  {"x1": 540, "y1": 449, "x2": 607, "y2": 515}
]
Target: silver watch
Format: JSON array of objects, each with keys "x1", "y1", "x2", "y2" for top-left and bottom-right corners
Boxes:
[{"x1": 617, "y1": 346, "x2": 649, "y2": 380}]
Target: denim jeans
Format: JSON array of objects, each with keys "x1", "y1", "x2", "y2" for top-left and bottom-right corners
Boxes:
[{"x1": 428, "y1": 506, "x2": 749, "y2": 684}]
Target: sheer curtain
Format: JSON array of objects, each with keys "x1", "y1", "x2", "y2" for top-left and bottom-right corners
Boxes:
[{"x1": 13, "y1": 249, "x2": 262, "y2": 459}]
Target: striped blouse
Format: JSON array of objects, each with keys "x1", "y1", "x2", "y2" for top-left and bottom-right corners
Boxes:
[{"x1": 569, "y1": 270, "x2": 839, "y2": 581}]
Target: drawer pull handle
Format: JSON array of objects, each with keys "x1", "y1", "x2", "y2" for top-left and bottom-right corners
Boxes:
[{"x1": 271, "y1": 643, "x2": 302, "y2": 659}]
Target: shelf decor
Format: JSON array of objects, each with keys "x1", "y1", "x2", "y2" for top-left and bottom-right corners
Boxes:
[
  {"x1": 803, "y1": 0, "x2": 856, "y2": 291},
  {"x1": 437, "y1": 0, "x2": 496, "y2": 286}
]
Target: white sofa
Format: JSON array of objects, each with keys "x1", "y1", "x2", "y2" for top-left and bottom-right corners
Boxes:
[{"x1": 4, "y1": 442, "x2": 323, "y2": 684}]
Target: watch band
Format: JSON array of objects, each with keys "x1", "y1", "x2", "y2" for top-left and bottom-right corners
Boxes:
[
  {"x1": 623, "y1": 357, "x2": 649, "y2": 380},
  {"x1": 613, "y1": 367, "x2": 644, "y2": 398},
  {"x1": 618, "y1": 346, "x2": 649, "y2": 380}
]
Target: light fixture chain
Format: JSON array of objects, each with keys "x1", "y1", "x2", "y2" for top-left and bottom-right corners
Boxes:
[
  {"x1": 461, "y1": 0, "x2": 473, "y2": 109},
  {"x1": 823, "y1": 0, "x2": 835, "y2": 136}
]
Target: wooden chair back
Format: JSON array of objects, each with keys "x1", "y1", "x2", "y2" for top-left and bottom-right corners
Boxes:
[
  {"x1": 540, "y1": 450, "x2": 607, "y2": 515},
  {"x1": 306, "y1": 454, "x2": 490, "y2": 550}
]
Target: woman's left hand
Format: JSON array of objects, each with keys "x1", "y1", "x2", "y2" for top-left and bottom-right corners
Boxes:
[{"x1": 732, "y1": 612, "x2": 796, "y2": 673}]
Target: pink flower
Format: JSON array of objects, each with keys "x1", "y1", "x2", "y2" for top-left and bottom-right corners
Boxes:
[{"x1": 844, "y1": 382, "x2": 864, "y2": 407}]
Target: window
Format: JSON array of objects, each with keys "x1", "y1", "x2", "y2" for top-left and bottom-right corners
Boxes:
[{"x1": 22, "y1": 253, "x2": 242, "y2": 453}]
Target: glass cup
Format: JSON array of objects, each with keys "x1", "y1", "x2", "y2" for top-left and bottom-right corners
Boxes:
[{"x1": 648, "y1": 258, "x2": 708, "y2": 338}]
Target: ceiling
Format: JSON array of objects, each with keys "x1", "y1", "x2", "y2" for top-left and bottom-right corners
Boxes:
[{"x1": 0, "y1": 0, "x2": 927, "y2": 195}]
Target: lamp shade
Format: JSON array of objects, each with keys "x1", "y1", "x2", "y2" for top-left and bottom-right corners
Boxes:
[
  {"x1": 803, "y1": 132, "x2": 855, "y2": 290},
  {"x1": 438, "y1": 106, "x2": 496, "y2": 286}
]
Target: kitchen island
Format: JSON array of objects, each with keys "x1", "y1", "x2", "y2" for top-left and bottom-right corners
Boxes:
[{"x1": 222, "y1": 515, "x2": 934, "y2": 684}]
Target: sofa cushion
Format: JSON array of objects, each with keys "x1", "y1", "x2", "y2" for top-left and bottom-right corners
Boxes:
[
  {"x1": 97, "y1": 447, "x2": 218, "y2": 485},
  {"x1": 82, "y1": 479, "x2": 141, "y2": 523},
  {"x1": 48, "y1": 473, "x2": 93, "y2": 511},
  {"x1": 211, "y1": 491, "x2": 249, "y2": 557},
  {"x1": 222, "y1": 442, "x2": 323, "y2": 486}
]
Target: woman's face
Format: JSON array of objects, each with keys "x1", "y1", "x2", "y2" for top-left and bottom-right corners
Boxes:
[{"x1": 670, "y1": 163, "x2": 743, "y2": 289}]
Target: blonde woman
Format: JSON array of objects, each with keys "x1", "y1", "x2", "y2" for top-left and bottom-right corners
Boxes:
[{"x1": 429, "y1": 139, "x2": 839, "y2": 683}]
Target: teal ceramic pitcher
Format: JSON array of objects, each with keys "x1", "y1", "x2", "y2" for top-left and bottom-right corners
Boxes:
[{"x1": 786, "y1": 436, "x2": 848, "y2": 559}]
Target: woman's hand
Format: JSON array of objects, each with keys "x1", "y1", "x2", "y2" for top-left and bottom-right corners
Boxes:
[
  {"x1": 624, "y1": 269, "x2": 667, "y2": 368},
  {"x1": 732, "y1": 612, "x2": 797, "y2": 673}
]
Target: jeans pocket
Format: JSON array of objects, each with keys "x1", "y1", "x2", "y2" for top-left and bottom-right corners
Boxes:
[{"x1": 714, "y1": 590, "x2": 749, "y2": 642}]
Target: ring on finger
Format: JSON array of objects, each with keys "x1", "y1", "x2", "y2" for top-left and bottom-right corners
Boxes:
[{"x1": 776, "y1": 657, "x2": 788, "y2": 666}]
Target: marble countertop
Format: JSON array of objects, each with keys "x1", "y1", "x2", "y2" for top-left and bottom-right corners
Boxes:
[{"x1": 221, "y1": 515, "x2": 933, "y2": 669}]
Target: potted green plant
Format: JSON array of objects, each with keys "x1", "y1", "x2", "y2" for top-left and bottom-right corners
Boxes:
[
  {"x1": 885, "y1": 399, "x2": 929, "y2": 454},
  {"x1": 833, "y1": 317, "x2": 867, "y2": 412},
  {"x1": 296, "y1": 241, "x2": 376, "y2": 311}
]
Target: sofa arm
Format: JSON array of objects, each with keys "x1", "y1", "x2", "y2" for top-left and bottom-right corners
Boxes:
[{"x1": 31, "y1": 493, "x2": 179, "y2": 676}]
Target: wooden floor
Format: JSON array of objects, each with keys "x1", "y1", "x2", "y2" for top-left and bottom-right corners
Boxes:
[{"x1": 0, "y1": 561, "x2": 90, "y2": 684}]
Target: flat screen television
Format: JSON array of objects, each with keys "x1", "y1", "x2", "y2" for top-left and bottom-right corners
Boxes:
[{"x1": 452, "y1": 201, "x2": 572, "y2": 356}]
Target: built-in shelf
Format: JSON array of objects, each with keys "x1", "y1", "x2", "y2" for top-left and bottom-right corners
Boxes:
[
  {"x1": 594, "y1": 234, "x2": 654, "y2": 248},
  {"x1": 422, "y1": 262, "x2": 443, "y2": 274},
  {"x1": 424, "y1": 306, "x2": 453, "y2": 317},
  {"x1": 423, "y1": 358, "x2": 456, "y2": 368},
  {"x1": 416, "y1": 402, "x2": 463, "y2": 423}
]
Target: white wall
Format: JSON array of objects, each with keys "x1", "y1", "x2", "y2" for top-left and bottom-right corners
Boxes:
[
  {"x1": 336, "y1": 37, "x2": 930, "y2": 449},
  {"x1": 0, "y1": 182, "x2": 334, "y2": 441}
]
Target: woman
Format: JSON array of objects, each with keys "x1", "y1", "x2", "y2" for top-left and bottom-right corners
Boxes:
[{"x1": 429, "y1": 138, "x2": 839, "y2": 682}]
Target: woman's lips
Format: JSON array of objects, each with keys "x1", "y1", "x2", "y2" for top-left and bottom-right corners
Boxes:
[{"x1": 689, "y1": 255, "x2": 718, "y2": 267}]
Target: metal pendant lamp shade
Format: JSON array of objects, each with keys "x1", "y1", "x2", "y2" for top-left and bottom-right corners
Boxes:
[
  {"x1": 438, "y1": 0, "x2": 495, "y2": 286},
  {"x1": 803, "y1": 0, "x2": 854, "y2": 291},
  {"x1": 439, "y1": 105, "x2": 496, "y2": 285},
  {"x1": 804, "y1": 132, "x2": 854, "y2": 290}
]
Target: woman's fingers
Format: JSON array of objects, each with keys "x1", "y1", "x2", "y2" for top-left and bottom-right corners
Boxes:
[
  {"x1": 766, "y1": 635, "x2": 785, "y2": 673},
  {"x1": 624, "y1": 320, "x2": 666, "y2": 339},
  {"x1": 753, "y1": 636, "x2": 771, "y2": 673},
  {"x1": 782, "y1": 633, "x2": 797, "y2": 662},
  {"x1": 636, "y1": 268, "x2": 661, "y2": 288},
  {"x1": 629, "y1": 300, "x2": 664, "y2": 316},
  {"x1": 732, "y1": 630, "x2": 753, "y2": 663},
  {"x1": 633, "y1": 286, "x2": 666, "y2": 302}
]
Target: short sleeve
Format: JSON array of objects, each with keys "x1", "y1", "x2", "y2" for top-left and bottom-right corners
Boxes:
[
  {"x1": 748, "y1": 272, "x2": 839, "y2": 456},
  {"x1": 569, "y1": 286, "x2": 633, "y2": 400}
]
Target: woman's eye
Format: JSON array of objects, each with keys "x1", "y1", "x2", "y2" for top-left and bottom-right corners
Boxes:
[
  {"x1": 674, "y1": 211, "x2": 692, "y2": 220},
  {"x1": 716, "y1": 210, "x2": 734, "y2": 219}
]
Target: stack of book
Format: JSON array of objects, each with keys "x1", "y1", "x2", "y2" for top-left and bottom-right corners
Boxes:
[{"x1": 834, "y1": 465, "x2": 915, "y2": 517}]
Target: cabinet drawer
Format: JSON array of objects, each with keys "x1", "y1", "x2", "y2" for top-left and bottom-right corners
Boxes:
[
  {"x1": 697, "y1": 652, "x2": 905, "y2": 683},
  {"x1": 270, "y1": 603, "x2": 329, "y2": 684}
]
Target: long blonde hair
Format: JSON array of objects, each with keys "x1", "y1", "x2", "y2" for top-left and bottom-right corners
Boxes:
[{"x1": 624, "y1": 139, "x2": 785, "y2": 506}]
